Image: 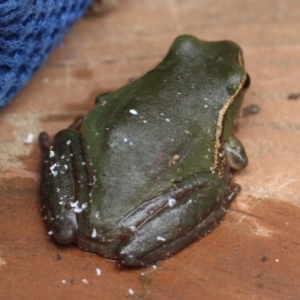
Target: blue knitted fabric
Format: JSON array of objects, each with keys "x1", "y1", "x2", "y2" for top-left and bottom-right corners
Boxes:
[{"x1": 0, "y1": 0, "x2": 93, "y2": 109}]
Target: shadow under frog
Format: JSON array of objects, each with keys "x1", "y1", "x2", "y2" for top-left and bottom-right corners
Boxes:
[{"x1": 39, "y1": 34, "x2": 250, "y2": 267}]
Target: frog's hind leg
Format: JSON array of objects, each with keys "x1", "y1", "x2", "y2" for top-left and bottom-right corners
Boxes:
[
  {"x1": 39, "y1": 129, "x2": 90, "y2": 245},
  {"x1": 116, "y1": 177, "x2": 240, "y2": 267}
]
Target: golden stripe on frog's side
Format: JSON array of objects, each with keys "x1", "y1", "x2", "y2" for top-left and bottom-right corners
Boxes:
[
  {"x1": 213, "y1": 52, "x2": 246, "y2": 176},
  {"x1": 213, "y1": 86, "x2": 241, "y2": 176},
  {"x1": 238, "y1": 50, "x2": 244, "y2": 67}
]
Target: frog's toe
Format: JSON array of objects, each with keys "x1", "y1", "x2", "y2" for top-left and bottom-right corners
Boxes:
[
  {"x1": 49, "y1": 212, "x2": 78, "y2": 245},
  {"x1": 117, "y1": 252, "x2": 141, "y2": 267}
]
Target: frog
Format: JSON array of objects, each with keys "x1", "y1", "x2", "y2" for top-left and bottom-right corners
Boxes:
[{"x1": 39, "y1": 34, "x2": 250, "y2": 267}]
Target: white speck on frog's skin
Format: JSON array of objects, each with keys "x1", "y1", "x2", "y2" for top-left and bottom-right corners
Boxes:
[
  {"x1": 168, "y1": 198, "x2": 176, "y2": 207},
  {"x1": 71, "y1": 201, "x2": 88, "y2": 213},
  {"x1": 66, "y1": 140, "x2": 71, "y2": 145},
  {"x1": 82, "y1": 279, "x2": 89, "y2": 284},
  {"x1": 128, "y1": 289, "x2": 134, "y2": 295},
  {"x1": 96, "y1": 268, "x2": 102, "y2": 276},
  {"x1": 91, "y1": 228, "x2": 97, "y2": 238},
  {"x1": 48, "y1": 231, "x2": 53, "y2": 235},
  {"x1": 49, "y1": 150, "x2": 55, "y2": 157},
  {"x1": 129, "y1": 109, "x2": 138, "y2": 115},
  {"x1": 93, "y1": 176, "x2": 97, "y2": 185},
  {"x1": 70, "y1": 201, "x2": 78, "y2": 207},
  {"x1": 165, "y1": 118, "x2": 170, "y2": 122},
  {"x1": 153, "y1": 265, "x2": 157, "y2": 270},
  {"x1": 50, "y1": 163, "x2": 58, "y2": 176},
  {"x1": 62, "y1": 280, "x2": 66, "y2": 284},
  {"x1": 157, "y1": 236, "x2": 166, "y2": 242},
  {"x1": 123, "y1": 137, "x2": 133, "y2": 145}
]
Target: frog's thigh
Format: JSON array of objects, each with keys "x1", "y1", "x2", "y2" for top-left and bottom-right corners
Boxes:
[
  {"x1": 117, "y1": 183, "x2": 240, "y2": 266},
  {"x1": 40, "y1": 129, "x2": 89, "y2": 245}
]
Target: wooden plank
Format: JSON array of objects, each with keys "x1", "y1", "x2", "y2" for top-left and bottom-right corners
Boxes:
[{"x1": 1, "y1": 0, "x2": 300, "y2": 299}]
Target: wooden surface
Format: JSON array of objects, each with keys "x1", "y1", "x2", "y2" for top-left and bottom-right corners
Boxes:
[{"x1": 1, "y1": 1, "x2": 300, "y2": 299}]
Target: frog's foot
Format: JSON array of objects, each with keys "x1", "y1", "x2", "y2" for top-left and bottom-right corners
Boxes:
[
  {"x1": 116, "y1": 178, "x2": 240, "y2": 267},
  {"x1": 39, "y1": 129, "x2": 90, "y2": 245}
]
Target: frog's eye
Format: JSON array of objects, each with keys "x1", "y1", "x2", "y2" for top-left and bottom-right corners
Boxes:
[{"x1": 242, "y1": 74, "x2": 251, "y2": 90}]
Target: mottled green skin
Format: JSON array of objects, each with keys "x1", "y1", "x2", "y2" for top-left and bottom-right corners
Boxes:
[{"x1": 39, "y1": 34, "x2": 249, "y2": 266}]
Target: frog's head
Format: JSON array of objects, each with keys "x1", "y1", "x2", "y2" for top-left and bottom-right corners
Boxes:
[
  {"x1": 162, "y1": 35, "x2": 250, "y2": 171},
  {"x1": 162, "y1": 34, "x2": 250, "y2": 112}
]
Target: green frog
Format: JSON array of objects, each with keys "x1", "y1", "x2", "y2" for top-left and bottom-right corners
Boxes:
[{"x1": 39, "y1": 34, "x2": 250, "y2": 266}]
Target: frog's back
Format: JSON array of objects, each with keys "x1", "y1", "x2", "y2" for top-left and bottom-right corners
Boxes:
[{"x1": 82, "y1": 35, "x2": 246, "y2": 221}]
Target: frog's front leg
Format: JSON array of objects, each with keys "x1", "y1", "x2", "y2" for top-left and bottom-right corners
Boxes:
[
  {"x1": 116, "y1": 172, "x2": 239, "y2": 266},
  {"x1": 225, "y1": 135, "x2": 248, "y2": 170},
  {"x1": 39, "y1": 129, "x2": 90, "y2": 245}
]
